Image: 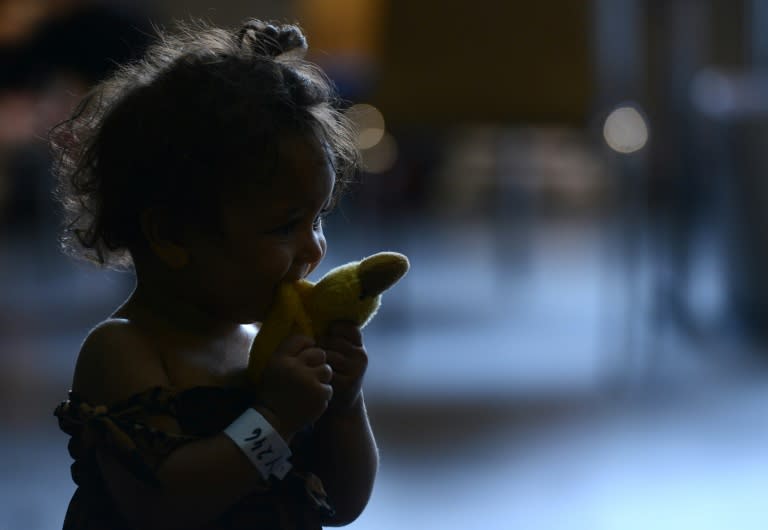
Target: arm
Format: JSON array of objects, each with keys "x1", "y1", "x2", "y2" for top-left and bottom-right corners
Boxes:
[
  {"x1": 310, "y1": 393, "x2": 379, "y2": 526},
  {"x1": 96, "y1": 428, "x2": 274, "y2": 530},
  {"x1": 313, "y1": 322, "x2": 379, "y2": 526},
  {"x1": 73, "y1": 322, "x2": 331, "y2": 530}
]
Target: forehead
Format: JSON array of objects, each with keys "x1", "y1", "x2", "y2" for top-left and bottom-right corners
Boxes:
[
  {"x1": 273, "y1": 134, "x2": 334, "y2": 195},
  {"x1": 231, "y1": 133, "x2": 335, "y2": 212}
]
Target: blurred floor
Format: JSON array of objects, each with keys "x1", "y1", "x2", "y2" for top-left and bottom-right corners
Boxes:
[{"x1": 1, "y1": 215, "x2": 767, "y2": 529}]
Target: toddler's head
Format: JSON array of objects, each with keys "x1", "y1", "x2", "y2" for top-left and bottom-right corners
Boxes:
[{"x1": 51, "y1": 19, "x2": 360, "y2": 272}]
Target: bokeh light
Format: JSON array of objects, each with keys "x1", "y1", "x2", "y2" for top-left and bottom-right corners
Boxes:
[
  {"x1": 361, "y1": 131, "x2": 398, "y2": 173},
  {"x1": 603, "y1": 105, "x2": 649, "y2": 154},
  {"x1": 345, "y1": 103, "x2": 386, "y2": 149}
]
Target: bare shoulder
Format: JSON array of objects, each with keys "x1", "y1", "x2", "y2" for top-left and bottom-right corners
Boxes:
[{"x1": 72, "y1": 318, "x2": 171, "y2": 406}]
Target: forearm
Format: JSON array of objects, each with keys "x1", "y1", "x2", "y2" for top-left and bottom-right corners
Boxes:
[
  {"x1": 310, "y1": 393, "x2": 379, "y2": 526},
  {"x1": 103, "y1": 406, "x2": 293, "y2": 530}
]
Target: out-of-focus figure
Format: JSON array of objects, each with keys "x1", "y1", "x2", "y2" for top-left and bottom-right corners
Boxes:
[{"x1": 0, "y1": 0, "x2": 152, "y2": 241}]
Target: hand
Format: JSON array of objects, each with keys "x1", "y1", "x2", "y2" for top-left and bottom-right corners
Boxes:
[
  {"x1": 254, "y1": 335, "x2": 333, "y2": 439},
  {"x1": 318, "y1": 321, "x2": 368, "y2": 412}
]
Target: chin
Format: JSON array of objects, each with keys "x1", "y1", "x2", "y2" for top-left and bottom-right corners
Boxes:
[
  {"x1": 216, "y1": 301, "x2": 262, "y2": 325},
  {"x1": 238, "y1": 304, "x2": 270, "y2": 324},
  {"x1": 231, "y1": 309, "x2": 264, "y2": 325}
]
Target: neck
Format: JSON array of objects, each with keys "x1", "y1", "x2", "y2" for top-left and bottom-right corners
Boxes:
[{"x1": 116, "y1": 268, "x2": 242, "y2": 339}]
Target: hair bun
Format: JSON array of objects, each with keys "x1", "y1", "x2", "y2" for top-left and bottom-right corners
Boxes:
[{"x1": 238, "y1": 20, "x2": 308, "y2": 58}]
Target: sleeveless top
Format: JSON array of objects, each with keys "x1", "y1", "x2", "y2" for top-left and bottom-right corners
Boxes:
[{"x1": 53, "y1": 386, "x2": 334, "y2": 530}]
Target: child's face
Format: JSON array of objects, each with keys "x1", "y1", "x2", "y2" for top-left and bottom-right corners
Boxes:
[{"x1": 182, "y1": 133, "x2": 335, "y2": 323}]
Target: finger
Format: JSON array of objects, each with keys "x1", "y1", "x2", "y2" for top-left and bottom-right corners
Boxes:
[
  {"x1": 321, "y1": 336, "x2": 366, "y2": 356},
  {"x1": 319, "y1": 383, "x2": 334, "y2": 402},
  {"x1": 329, "y1": 370, "x2": 348, "y2": 386},
  {"x1": 329, "y1": 372, "x2": 360, "y2": 397},
  {"x1": 326, "y1": 321, "x2": 363, "y2": 346},
  {"x1": 298, "y1": 347, "x2": 326, "y2": 366},
  {"x1": 276, "y1": 335, "x2": 315, "y2": 356},
  {"x1": 325, "y1": 347, "x2": 367, "y2": 368},
  {"x1": 324, "y1": 349, "x2": 352, "y2": 370},
  {"x1": 314, "y1": 363, "x2": 333, "y2": 384}
]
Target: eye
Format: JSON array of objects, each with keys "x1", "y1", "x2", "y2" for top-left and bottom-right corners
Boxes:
[
  {"x1": 269, "y1": 219, "x2": 300, "y2": 235},
  {"x1": 312, "y1": 208, "x2": 330, "y2": 230}
]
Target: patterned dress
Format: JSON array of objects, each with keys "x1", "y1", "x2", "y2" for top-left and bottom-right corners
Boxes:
[{"x1": 54, "y1": 386, "x2": 334, "y2": 530}]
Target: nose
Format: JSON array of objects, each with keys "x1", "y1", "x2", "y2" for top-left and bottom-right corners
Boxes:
[{"x1": 297, "y1": 227, "x2": 325, "y2": 270}]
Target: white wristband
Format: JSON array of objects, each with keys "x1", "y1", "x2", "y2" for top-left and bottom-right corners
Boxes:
[{"x1": 223, "y1": 408, "x2": 292, "y2": 480}]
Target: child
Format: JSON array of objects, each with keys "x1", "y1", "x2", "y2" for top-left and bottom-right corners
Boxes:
[{"x1": 51, "y1": 18, "x2": 377, "y2": 530}]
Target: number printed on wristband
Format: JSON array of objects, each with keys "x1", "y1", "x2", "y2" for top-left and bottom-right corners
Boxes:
[
  {"x1": 224, "y1": 409, "x2": 292, "y2": 480},
  {"x1": 244, "y1": 428, "x2": 287, "y2": 474}
]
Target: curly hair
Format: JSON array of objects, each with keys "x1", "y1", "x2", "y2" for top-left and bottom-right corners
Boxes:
[{"x1": 50, "y1": 19, "x2": 360, "y2": 269}]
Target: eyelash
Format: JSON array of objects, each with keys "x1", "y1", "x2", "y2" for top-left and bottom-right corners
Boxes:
[
  {"x1": 312, "y1": 210, "x2": 328, "y2": 229},
  {"x1": 272, "y1": 209, "x2": 329, "y2": 235}
]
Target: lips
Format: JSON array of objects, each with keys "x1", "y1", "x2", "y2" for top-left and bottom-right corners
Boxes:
[{"x1": 283, "y1": 264, "x2": 310, "y2": 283}]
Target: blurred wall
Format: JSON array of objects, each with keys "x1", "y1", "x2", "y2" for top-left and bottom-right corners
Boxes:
[
  {"x1": 373, "y1": 1, "x2": 592, "y2": 126},
  {"x1": 157, "y1": 0, "x2": 296, "y2": 26}
]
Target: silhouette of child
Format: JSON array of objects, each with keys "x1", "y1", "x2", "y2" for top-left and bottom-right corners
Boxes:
[{"x1": 51, "y1": 18, "x2": 376, "y2": 530}]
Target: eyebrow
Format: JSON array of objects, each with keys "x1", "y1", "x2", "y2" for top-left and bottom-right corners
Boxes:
[
  {"x1": 264, "y1": 206, "x2": 302, "y2": 223},
  {"x1": 260, "y1": 180, "x2": 334, "y2": 219},
  {"x1": 267, "y1": 199, "x2": 330, "y2": 222}
]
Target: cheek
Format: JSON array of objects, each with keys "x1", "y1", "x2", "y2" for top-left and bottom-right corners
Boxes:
[
  {"x1": 184, "y1": 239, "x2": 293, "y2": 321},
  {"x1": 213, "y1": 241, "x2": 291, "y2": 298},
  {"x1": 249, "y1": 243, "x2": 294, "y2": 278},
  {"x1": 231, "y1": 250, "x2": 292, "y2": 319}
]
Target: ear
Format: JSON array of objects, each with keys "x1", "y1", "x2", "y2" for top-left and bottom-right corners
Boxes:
[{"x1": 140, "y1": 209, "x2": 189, "y2": 269}]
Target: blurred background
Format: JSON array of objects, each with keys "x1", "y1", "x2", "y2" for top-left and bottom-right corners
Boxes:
[{"x1": 1, "y1": 0, "x2": 768, "y2": 528}]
